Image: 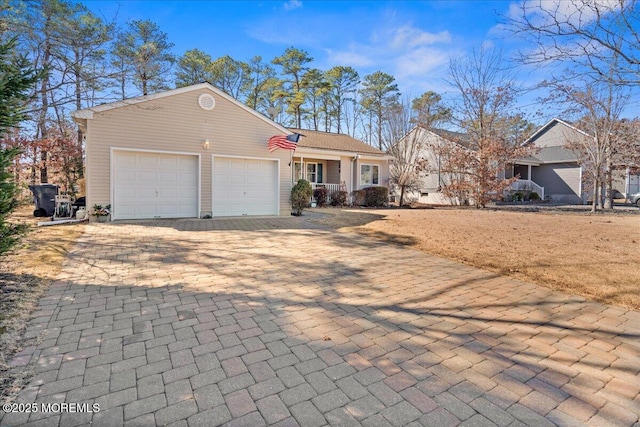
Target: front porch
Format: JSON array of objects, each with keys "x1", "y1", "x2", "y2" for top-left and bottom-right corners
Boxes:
[
  {"x1": 505, "y1": 163, "x2": 545, "y2": 201},
  {"x1": 293, "y1": 157, "x2": 347, "y2": 204}
]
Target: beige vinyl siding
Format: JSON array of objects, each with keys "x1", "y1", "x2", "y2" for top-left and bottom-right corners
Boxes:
[
  {"x1": 327, "y1": 160, "x2": 340, "y2": 184},
  {"x1": 355, "y1": 159, "x2": 387, "y2": 189},
  {"x1": 339, "y1": 156, "x2": 353, "y2": 192},
  {"x1": 86, "y1": 89, "x2": 292, "y2": 216}
]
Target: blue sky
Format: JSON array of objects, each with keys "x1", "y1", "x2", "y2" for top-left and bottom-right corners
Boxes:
[
  {"x1": 82, "y1": 1, "x2": 518, "y2": 89},
  {"x1": 79, "y1": 0, "x2": 632, "y2": 122}
]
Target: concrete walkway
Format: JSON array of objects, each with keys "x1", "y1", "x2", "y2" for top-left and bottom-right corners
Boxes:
[{"x1": 2, "y1": 216, "x2": 639, "y2": 426}]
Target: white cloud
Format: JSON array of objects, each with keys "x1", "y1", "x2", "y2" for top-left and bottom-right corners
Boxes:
[
  {"x1": 508, "y1": 0, "x2": 619, "y2": 27},
  {"x1": 326, "y1": 49, "x2": 375, "y2": 68},
  {"x1": 391, "y1": 26, "x2": 451, "y2": 49},
  {"x1": 395, "y1": 47, "x2": 450, "y2": 79},
  {"x1": 325, "y1": 23, "x2": 453, "y2": 92},
  {"x1": 283, "y1": 0, "x2": 302, "y2": 11}
]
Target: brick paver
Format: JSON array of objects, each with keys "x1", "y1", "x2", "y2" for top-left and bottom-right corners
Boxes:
[{"x1": 1, "y1": 214, "x2": 639, "y2": 426}]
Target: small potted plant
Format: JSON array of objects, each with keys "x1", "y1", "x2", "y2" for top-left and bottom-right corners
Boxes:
[{"x1": 92, "y1": 204, "x2": 111, "y2": 222}]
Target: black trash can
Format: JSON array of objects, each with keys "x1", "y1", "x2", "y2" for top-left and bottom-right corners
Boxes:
[{"x1": 28, "y1": 184, "x2": 59, "y2": 217}]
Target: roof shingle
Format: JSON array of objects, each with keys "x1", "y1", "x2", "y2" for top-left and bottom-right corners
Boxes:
[{"x1": 289, "y1": 128, "x2": 387, "y2": 155}]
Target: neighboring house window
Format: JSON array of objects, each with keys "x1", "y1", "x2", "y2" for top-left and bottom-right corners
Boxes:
[
  {"x1": 361, "y1": 164, "x2": 379, "y2": 185},
  {"x1": 306, "y1": 163, "x2": 323, "y2": 184}
]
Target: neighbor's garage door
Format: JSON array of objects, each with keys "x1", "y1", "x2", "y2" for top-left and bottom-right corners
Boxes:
[
  {"x1": 212, "y1": 157, "x2": 278, "y2": 216},
  {"x1": 113, "y1": 150, "x2": 198, "y2": 220}
]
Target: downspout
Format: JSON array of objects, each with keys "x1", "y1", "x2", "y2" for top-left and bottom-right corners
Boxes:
[
  {"x1": 578, "y1": 165, "x2": 584, "y2": 204},
  {"x1": 350, "y1": 154, "x2": 360, "y2": 203}
]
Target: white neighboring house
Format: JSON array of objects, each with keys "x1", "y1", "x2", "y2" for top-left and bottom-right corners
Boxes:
[{"x1": 392, "y1": 126, "x2": 471, "y2": 205}]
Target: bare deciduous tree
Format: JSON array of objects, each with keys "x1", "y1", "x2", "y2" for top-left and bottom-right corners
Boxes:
[
  {"x1": 441, "y1": 47, "x2": 532, "y2": 208},
  {"x1": 506, "y1": 0, "x2": 640, "y2": 85},
  {"x1": 545, "y1": 78, "x2": 630, "y2": 211}
]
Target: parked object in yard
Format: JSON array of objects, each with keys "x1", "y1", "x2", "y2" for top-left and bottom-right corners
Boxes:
[
  {"x1": 76, "y1": 207, "x2": 86, "y2": 219},
  {"x1": 628, "y1": 192, "x2": 640, "y2": 207},
  {"x1": 53, "y1": 194, "x2": 73, "y2": 220},
  {"x1": 28, "y1": 184, "x2": 59, "y2": 217}
]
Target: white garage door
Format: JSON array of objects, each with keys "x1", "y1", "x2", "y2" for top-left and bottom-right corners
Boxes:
[
  {"x1": 113, "y1": 150, "x2": 199, "y2": 220},
  {"x1": 213, "y1": 157, "x2": 278, "y2": 216}
]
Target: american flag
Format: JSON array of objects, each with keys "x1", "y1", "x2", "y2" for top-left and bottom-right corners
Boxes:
[{"x1": 268, "y1": 134, "x2": 298, "y2": 152}]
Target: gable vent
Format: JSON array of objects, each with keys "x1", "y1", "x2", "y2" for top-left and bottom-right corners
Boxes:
[{"x1": 198, "y1": 93, "x2": 215, "y2": 110}]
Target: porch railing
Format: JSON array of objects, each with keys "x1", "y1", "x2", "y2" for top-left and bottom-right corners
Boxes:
[
  {"x1": 509, "y1": 179, "x2": 545, "y2": 200},
  {"x1": 311, "y1": 183, "x2": 344, "y2": 204}
]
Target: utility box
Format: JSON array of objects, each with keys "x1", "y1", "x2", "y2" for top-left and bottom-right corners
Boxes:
[{"x1": 28, "y1": 184, "x2": 59, "y2": 217}]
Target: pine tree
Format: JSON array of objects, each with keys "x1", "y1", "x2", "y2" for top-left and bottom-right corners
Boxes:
[{"x1": 0, "y1": 38, "x2": 43, "y2": 254}]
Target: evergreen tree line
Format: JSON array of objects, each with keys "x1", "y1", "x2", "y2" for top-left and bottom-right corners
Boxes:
[{"x1": 1, "y1": 0, "x2": 446, "y2": 158}]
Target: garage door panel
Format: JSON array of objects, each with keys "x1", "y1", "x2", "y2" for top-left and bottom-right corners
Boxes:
[
  {"x1": 212, "y1": 157, "x2": 278, "y2": 217},
  {"x1": 114, "y1": 151, "x2": 198, "y2": 220},
  {"x1": 158, "y1": 157, "x2": 177, "y2": 167},
  {"x1": 137, "y1": 171, "x2": 157, "y2": 184},
  {"x1": 158, "y1": 172, "x2": 178, "y2": 183}
]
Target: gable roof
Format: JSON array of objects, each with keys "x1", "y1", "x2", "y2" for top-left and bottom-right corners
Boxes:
[
  {"x1": 289, "y1": 128, "x2": 387, "y2": 156},
  {"x1": 72, "y1": 82, "x2": 290, "y2": 135},
  {"x1": 524, "y1": 118, "x2": 590, "y2": 146},
  {"x1": 429, "y1": 128, "x2": 473, "y2": 147},
  {"x1": 518, "y1": 145, "x2": 582, "y2": 165}
]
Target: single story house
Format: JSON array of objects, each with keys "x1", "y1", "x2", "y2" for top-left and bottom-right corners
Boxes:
[
  {"x1": 397, "y1": 119, "x2": 639, "y2": 205},
  {"x1": 509, "y1": 118, "x2": 640, "y2": 203},
  {"x1": 72, "y1": 83, "x2": 390, "y2": 221},
  {"x1": 393, "y1": 126, "x2": 471, "y2": 205}
]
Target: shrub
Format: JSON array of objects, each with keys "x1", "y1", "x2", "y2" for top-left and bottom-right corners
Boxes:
[
  {"x1": 363, "y1": 186, "x2": 388, "y2": 207},
  {"x1": 313, "y1": 187, "x2": 328, "y2": 207},
  {"x1": 529, "y1": 191, "x2": 540, "y2": 200},
  {"x1": 290, "y1": 179, "x2": 312, "y2": 216},
  {"x1": 351, "y1": 189, "x2": 366, "y2": 206},
  {"x1": 330, "y1": 190, "x2": 348, "y2": 207},
  {"x1": 0, "y1": 147, "x2": 26, "y2": 255}
]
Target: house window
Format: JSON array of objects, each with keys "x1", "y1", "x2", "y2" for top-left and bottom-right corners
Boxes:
[
  {"x1": 361, "y1": 164, "x2": 379, "y2": 185},
  {"x1": 306, "y1": 163, "x2": 323, "y2": 184}
]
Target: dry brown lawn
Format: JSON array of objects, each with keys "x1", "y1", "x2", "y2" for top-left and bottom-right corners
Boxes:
[
  {"x1": 0, "y1": 206, "x2": 85, "y2": 399},
  {"x1": 314, "y1": 206, "x2": 640, "y2": 310}
]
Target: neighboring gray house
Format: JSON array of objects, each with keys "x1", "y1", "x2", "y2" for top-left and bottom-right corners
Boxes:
[
  {"x1": 508, "y1": 118, "x2": 586, "y2": 204},
  {"x1": 509, "y1": 118, "x2": 640, "y2": 203}
]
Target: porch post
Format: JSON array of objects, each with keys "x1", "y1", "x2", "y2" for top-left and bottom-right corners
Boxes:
[{"x1": 527, "y1": 164, "x2": 532, "y2": 181}]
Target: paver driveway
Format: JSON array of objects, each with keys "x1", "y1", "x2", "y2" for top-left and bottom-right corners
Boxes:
[{"x1": 2, "y1": 216, "x2": 639, "y2": 427}]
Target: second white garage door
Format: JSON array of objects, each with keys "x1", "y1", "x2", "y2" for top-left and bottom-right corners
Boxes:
[{"x1": 212, "y1": 157, "x2": 278, "y2": 216}]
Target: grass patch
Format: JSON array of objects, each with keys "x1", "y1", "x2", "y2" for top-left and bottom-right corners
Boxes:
[
  {"x1": 0, "y1": 206, "x2": 85, "y2": 401},
  {"x1": 316, "y1": 207, "x2": 640, "y2": 310}
]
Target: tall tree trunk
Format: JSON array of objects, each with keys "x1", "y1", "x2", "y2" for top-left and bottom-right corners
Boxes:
[
  {"x1": 591, "y1": 179, "x2": 598, "y2": 212},
  {"x1": 38, "y1": 24, "x2": 51, "y2": 184},
  {"x1": 604, "y1": 158, "x2": 613, "y2": 209},
  {"x1": 74, "y1": 50, "x2": 84, "y2": 179}
]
